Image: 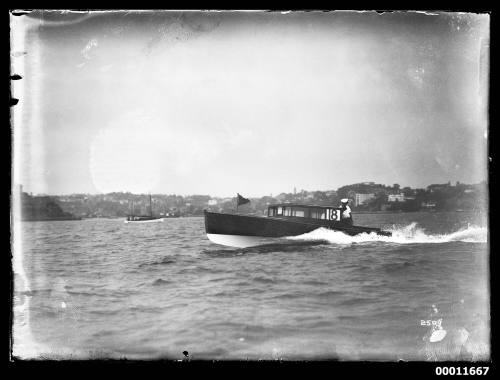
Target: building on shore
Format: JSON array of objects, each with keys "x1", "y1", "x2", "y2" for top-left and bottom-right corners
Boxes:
[
  {"x1": 427, "y1": 182, "x2": 452, "y2": 192},
  {"x1": 354, "y1": 193, "x2": 376, "y2": 207},
  {"x1": 388, "y1": 193, "x2": 405, "y2": 202}
]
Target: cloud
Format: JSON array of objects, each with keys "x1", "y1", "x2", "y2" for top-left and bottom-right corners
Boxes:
[
  {"x1": 99, "y1": 64, "x2": 113, "y2": 72},
  {"x1": 88, "y1": 110, "x2": 225, "y2": 193}
]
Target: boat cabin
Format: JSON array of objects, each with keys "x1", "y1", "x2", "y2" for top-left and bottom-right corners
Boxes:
[{"x1": 267, "y1": 203, "x2": 342, "y2": 222}]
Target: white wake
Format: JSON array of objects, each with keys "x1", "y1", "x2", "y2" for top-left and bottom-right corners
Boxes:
[{"x1": 287, "y1": 223, "x2": 488, "y2": 245}]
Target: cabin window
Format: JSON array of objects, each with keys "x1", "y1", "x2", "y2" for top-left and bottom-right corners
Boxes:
[
  {"x1": 284, "y1": 207, "x2": 292, "y2": 216},
  {"x1": 310, "y1": 209, "x2": 327, "y2": 219},
  {"x1": 310, "y1": 209, "x2": 324, "y2": 219},
  {"x1": 277, "y1": 207, "x2": 283, "y2": 215},
  {"x1": 292, "y1": 207, "x2": 307, "y2": 217}
]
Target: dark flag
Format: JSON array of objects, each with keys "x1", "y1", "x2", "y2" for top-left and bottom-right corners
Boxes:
[{"x1": 237, "y1": 193, "x2": 250, "y2": 206}]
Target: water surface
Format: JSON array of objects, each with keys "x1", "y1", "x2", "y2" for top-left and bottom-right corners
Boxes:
[{"x1": 12, "y1": 211, "x2": 489, "y2": 361}]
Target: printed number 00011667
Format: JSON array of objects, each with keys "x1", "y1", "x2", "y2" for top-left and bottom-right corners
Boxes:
[{"x1": 435, "y1": 367, "x2": 489, "y2": 376}]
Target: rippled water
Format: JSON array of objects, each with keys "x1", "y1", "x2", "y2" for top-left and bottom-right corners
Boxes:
[{"x1": 12, "y1": 211, "x2": 490, "y2": 361}]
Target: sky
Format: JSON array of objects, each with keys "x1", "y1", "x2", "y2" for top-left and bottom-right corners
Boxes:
[{"x1": 11, "y1": 10, "x2": 489, "y2": 197}]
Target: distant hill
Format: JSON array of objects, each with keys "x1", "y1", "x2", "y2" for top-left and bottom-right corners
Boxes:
[{"x1": 20, "y1": 192, "x2": 81, "y2": 221}]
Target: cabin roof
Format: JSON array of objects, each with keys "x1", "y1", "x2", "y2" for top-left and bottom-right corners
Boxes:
[{"x1": 268, "y1": 203, "x2": 337, "y2": 209}]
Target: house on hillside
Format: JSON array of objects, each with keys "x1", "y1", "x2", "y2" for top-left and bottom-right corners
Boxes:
[
  {"x1": 427, "y1": 182, "x2": 451, "y2": 192},
  {"x1": 354, "y1": 193, "x2": 375, "y2": 206},
  {"x1": 388, "y1": 193, "x2": 405, "y2": 202}
]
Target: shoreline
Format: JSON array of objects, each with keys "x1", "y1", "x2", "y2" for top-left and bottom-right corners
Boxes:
[{"x1": 19, "y1": 210, "x2": 481, "y2": 220}]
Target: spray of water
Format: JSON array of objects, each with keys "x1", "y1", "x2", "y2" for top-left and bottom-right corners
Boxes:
[{"x1": 287, "y1": 222, "x2": 488, "y2": 245}]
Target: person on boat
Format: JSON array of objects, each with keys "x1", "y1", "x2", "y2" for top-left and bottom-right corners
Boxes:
[{"x1": 339, "y1": 198, "x2": 353, "y2": 226}]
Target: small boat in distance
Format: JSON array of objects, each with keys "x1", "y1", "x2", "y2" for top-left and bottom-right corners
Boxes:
[
  {"x1": 125, "y1": 194, "x2": 164, "y2": 223},
  {"x1": 204, "y1": 203, "x2": 392, "y2": 248}
]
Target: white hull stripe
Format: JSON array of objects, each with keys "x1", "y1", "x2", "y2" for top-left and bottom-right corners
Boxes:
[{"x1": 206, "y1": 233, "x2": 279, "y2": 248}]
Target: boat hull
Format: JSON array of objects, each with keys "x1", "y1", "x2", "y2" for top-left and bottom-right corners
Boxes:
[
  {"x1": 204, "y1": 210, "x2": 391, "y2": 247},
  {"x1": 124, "y1": 218, "x2": 165, "y2": 223}
]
